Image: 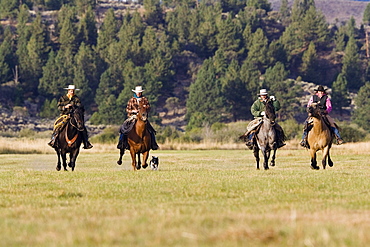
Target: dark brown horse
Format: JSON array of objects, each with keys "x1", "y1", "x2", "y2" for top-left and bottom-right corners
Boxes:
[
  {"x1": 253, "y1": 100, "x2": 278, "y2": 170},
  {"x1": 54, "y1": 106, "x2": 84, "y2": 171},
  {"x1": 306, "y1": 103, "x2": 334, "y2": 170},
  {"x1": 117, "y1": 100, "x2": 151, "y2": 170}
]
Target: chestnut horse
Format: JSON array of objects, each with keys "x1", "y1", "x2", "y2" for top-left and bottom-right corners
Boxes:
[
  {"x1": 253, "y1": 99, "x2": 278, "y2": 170},
  {"x1": 117, "y1": 100, "x2": 151, "y2": 170},
  {"x1": 54, "y1": 106, "x2": 84, "y2": 171},
  {"x1": 306, "y1": 103, "x2": 334, "y2": 170}
]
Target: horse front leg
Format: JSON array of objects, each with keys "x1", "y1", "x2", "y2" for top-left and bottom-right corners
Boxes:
[
  {"x1": 61, "y1": 151, "x2": 68, "y2": 171},
  {"x1": 270, "y1": 148, "x2": 277, "y2": 167},
  {"x1": 142, "y1": 151, "x2": 150, "y2": 169},
  {"x1": 136, "y1": 153, "x2": 142, "y2": 170},
  {"x1": 321, "y1": 146, "x2": 330, "y2": 170},
  {"x1": 55, "y1": 148, "x2": 62, "y2": 171},
  {"x1": 117, "y1": 148, "x2": 125, "y2": 165},
  {"x1": 310, "y1": 149, "x2": 319, "y2": 170},
  {"x1": 129, "y1": 149, "x2": 138, "y2": 170},
  {"x1": 253, "y1": 146, "x2": 260, "y2": 170},
  {"x1": 262, "y1": 149, "x2": 271, "y2": 170},
  {"x1": 69, "y1": 149, "x2": 80, "y2": 171}
]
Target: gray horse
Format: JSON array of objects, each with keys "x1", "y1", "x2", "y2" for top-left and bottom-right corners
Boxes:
[{"x1": 253, "y1": 100, "x2": 278, "y2": 170}]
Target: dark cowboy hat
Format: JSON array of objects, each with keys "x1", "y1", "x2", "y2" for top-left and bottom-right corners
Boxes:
[{"x1": 314, "y1": 85, "x2": 326, "y2": 92}]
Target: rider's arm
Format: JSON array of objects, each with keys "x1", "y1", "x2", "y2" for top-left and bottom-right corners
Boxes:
[
  {"x1": 325, "y1": 97, "x2": 332, "y2": 114},
  {"x1": 126, "y1": 98, "x2": 138, "y2": 116},
  {"x1": 307, "y1": 96, "x2": 314, "y2": 108},
  {"x1": 273, "y1": 99, "x2": 281, "y2": 112},
  {"x1": 251, "y1": 100, "x2": 263, "y2": 117}
]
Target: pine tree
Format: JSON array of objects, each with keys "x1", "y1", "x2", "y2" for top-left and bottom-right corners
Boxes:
[
  {"x1": 247, "y1": 28, "x2": 268, "y2": 72},
  {"x1": 247, "y1": 0, "x2": 271, "y2": 12},
  {"x1": 216, "y1": 13, "x2": 241, "y2": 60},
  {"x1": 143, "y1": 0, "x2": 164, "y2": 27},
  {"x1": 331, "y1": 73, "x2": 350, "y2": 116},
  {"x1": 342, "y1": 36, "x2": 363, "y2": 90},
  {"x1": 59, "y1": 11, "x2": 78, "y2": 53},
  {"x1": 363, "y1": 3, "x2": 370, "y2": 25},
  {"x1": 77, "y1": 6, "x2": 97, "y2": 47},
  {"x1": 96, "y1": 8, "x2": 118, "y2": 59},
  {"x1": 38, "y1": 51, "x2": 59, "y2": 97},
  {"x1": 353, "y1": 82, "x2": 370, "y2": 131},
  {"x1": 221, "y1": 59, "x2": 251, "y2": 121},
  {"x1": 300, "y1": 41, "x2": 318, "y2": 83},
  {"x1": 0, "y1": 26, "x2": 14, "y2": 84},
  {"x1": 186, "y1": 58, "x2": 225, "y2": 129}
]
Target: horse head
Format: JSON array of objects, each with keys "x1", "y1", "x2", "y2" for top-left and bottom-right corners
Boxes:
[
  {"x1": 307, "y1": 103, "x2": 321, "y2": 118},
  {"x1": 264, "y1": 99, "x2": 276, "y2": 123},
  {"x1": 138, "y1": 101, "x2": 149, "y2": 122},
  {"x1": 70, "y1": 105, "x2": 85, "y2": 131}
]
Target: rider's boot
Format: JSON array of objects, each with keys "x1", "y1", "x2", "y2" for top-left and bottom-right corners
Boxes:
[
  {"x1": 246, "y1": 132, "x2": 255, "y2": 149},
  {"x1": 48, "y1": 131, "x2": 59, "y2": 148},
  {"x1": 82, "y1": 128, "x2": 93, "y2": 149},
  {"x1": 331, "y1": 127, "x2": 344, "y2": 145},
  {"x1": 300, "y1": 130, "x2": 309, "y2": 148},
  {"x1": 150, "y1": 132, "x2": 159, "y2": 150},
  {"x1": 117, "y1": 133, "x2": 124, "y2": 149}
]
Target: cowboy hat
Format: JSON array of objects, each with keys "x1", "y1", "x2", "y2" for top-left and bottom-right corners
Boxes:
[
  {"x1": 258, "y1": 89, "x2": 268, "y2": 96},
  {"x1": 132, "y1": 86, "x2": 144, "y2": 93},
  {"x1": 64, "y1": 85, "x2": 80, "y2": 90},
  {"x1": 314, "y1": 85, "x2": 326, "y2": 92}
]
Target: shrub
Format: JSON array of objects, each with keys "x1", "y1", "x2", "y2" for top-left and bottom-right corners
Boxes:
[
  {"x1": 90, "y1": 127, "x2": 118, "y2": 144},
  {"x1": 279, "y1": 118, "x2": 302, "y2": 140}
]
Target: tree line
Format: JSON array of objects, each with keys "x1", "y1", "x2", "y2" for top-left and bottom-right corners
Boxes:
[{"x1": 1, "y1": 0, "x2": 370, "y2": 132}]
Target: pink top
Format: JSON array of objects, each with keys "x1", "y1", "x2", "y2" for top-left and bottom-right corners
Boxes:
[{"x1": 307, "y1": 93, "x2": 332, "y2": 113}]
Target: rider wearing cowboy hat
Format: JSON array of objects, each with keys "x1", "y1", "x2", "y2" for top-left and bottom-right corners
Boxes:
[
  {"x1": 300, "y1": 85, "x2": 344, "y2": 147},
  {"x1": 243, "y1": 89, "x2": 285, "y2": 149},
  {"x1": 117, "y1": 86, "x2": 159, "y2": 150},
  {"x1": 48, "y1": 85, "x2": 93, "y2": 149}
]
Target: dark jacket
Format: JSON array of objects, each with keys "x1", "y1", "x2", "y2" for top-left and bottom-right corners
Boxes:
[{"x1": 57, "y1": 94, "x2": 82, "y2": 115}]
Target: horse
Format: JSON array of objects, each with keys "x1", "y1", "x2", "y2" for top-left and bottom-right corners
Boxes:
[
  {"x1": 117, "y1": 100, "x2": 152, "y2": 170},
  {"x1": 253, "y1": 100, "x2": 278, "y2": 170},
  {"x1": 306, "y1": 103, "x2": 334, "y2": 170},
  {"x1": 54, "y1": 105, "x2": 84, "y2": 171}
]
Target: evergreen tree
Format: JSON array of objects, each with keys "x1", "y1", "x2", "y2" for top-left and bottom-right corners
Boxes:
[
  {"x1": 77, "y1": 6, "x2": 97, "y2": 47},
  {"x1": 59, "y1": 10, "x2": 78, "y2": 53},
  {"x1": 353, "y1": 82, "x2": 370, "y2": 131},
  {"x1": 38, "y1": 50, "x2": 59, "y2": 97},
  {"x1": 342, "y1": 36, "x2": 363, "y2": 91},
  {"x1": 300, "y1": 41, "x2": 318, "y2": 83},
  {"x1": 221, "y1": 59, "x2": 251, "y2": 121},
  {"x1": 331, "y1": 73, "x2": 350, "y2": 116},
  {"x1": 0, "y1": 26, "x2": 14, "y2": 84},
  {"x1": 334, "y1": 25, "x2": 348, "y2": 52},
  {"x1": 0, "y1": 0, "x2": 18, "y2": 19},
  {"x1": 247, "y1": 0, "x2": 271, "y2": 12},
  {"x1": 216, "y1": 13, "x2": 241, "y2": 60},
  {"x1": 186, "y1": 58, "x2": 225, "y2": 129},
  {"x1": 96, "y1": 8, "x2": 118, "y2": 59},
  {"x1": 279, "y1": 0, "x2": 290, "y2": 23},
  {"x1": 363, "y1": 3, "x2": 370, "y2": 25},
  {"x1": 240, "y1": 59, "x2": 261, "y2": 102},
  {"x1": 143, "y1": 0, "x2": 164, "y2": 27},
  {"x1": 247, "y1": 28, "x2": 268, "y2": 72}
]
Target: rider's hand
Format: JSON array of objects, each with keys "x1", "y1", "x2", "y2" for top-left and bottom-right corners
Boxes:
[
  {"x1": 270, "y1": 95, "x2": 275, "y2": 101},
  {"x1": 65, "y1": 104, "x2": 72, "y2": 108},
  {"x1": 261, "y1": 111, "x2": 265, "y2": 116}
]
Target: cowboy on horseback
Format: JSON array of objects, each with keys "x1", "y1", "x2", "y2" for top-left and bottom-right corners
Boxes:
[
  {"x1": 241, "y1": 89, "x2": 286, "y2": 149},
  {"x1": 117, "y1": 86, "x2": 159, "y2": 150},
  {"x1": 300, "y1": 85, "x2": 344, "y2": 148},
  {"x1": 48, "y1": 85, "x2": 93, "y2": 149}
]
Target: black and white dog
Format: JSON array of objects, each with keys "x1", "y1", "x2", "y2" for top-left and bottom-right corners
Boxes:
[{"x1": 150, "y1": 156, "x2": 159, "y2": 171}]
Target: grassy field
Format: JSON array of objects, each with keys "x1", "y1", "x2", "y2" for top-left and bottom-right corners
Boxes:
[{"x1": 0, "y1": 141, "x2": 369, "y2": 246}]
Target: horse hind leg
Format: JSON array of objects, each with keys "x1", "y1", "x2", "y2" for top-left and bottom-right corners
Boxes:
[
  {"x1": 56, "y1": 149, "x2": 62, "y2": 171},
  {"x1": 328, "y1": 152, "x2": 333, "y2": 167},
  {"x1": 263, "y1": 149, "x2": 271, "y2": 170}
]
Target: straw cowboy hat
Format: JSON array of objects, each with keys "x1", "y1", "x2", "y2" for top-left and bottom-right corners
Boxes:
[
  {"x1": 258, "y1": 89, "x2": 268, "y2": 96},
  {"x1": 314, "y1": 85, "x2": 326, "y2": 92},
  {"x1": 64, "y1": 85, "x2": 80, "y2": 90},
  {"x1": 132, "y1": 86, "x2": 144, "y2": 94}
]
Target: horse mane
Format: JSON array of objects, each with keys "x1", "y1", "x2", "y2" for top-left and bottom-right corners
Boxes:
[{"x1": 265, "y1": 99, "x2": 276, "y2": 121}]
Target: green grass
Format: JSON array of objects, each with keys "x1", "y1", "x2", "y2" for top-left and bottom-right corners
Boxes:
[{"x1": 0, "y1": 149, "x2": 369, "y2": 246}]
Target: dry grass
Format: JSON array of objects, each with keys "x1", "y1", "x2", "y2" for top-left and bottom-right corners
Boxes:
[{"x1": 2, "y1": 136, "x2": 370, "y2": 154}]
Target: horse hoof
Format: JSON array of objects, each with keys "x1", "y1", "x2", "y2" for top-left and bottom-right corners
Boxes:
[
  {"x1": 117, "y1": 161, "x2": 122, "y2": 165},
  {"x1": 56, "y1": 166, "x2": 61, "y2": 171},
  {"x1": 311, "y1": 166, "x2": 319, "y2": 170},
  {"x1": 142, "y1": 164, "x2": 148, "y2": 169},
  {"x1": 264, "y1": 167, "x2": 269, "y2": 170},
  {"x1": 136, "y1": 166, "x2": 141, "y2": 170},
  {"x1": 270, "y1": 163, "x2": 275, "y2": 167},
  {"x1": 68, "y1": 162, "x2": 72, "y2": 168}
]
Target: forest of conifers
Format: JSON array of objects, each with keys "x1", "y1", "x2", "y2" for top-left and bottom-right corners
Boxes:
[{"x1": 1, "y1": 0, "x2": 370, "y2": 132}]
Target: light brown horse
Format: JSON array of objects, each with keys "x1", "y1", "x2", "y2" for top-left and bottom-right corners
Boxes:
[
  {"x1": 306, "y1": 103, "x2": 334, "y2": 170},
  {"x1": 121, "y1": 100, "x2": 151, "y2": 170}
]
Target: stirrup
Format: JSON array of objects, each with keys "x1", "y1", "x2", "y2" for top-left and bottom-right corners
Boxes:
[{"x1": 336, "y1": 138, "x2": 344, "y2": 145}]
